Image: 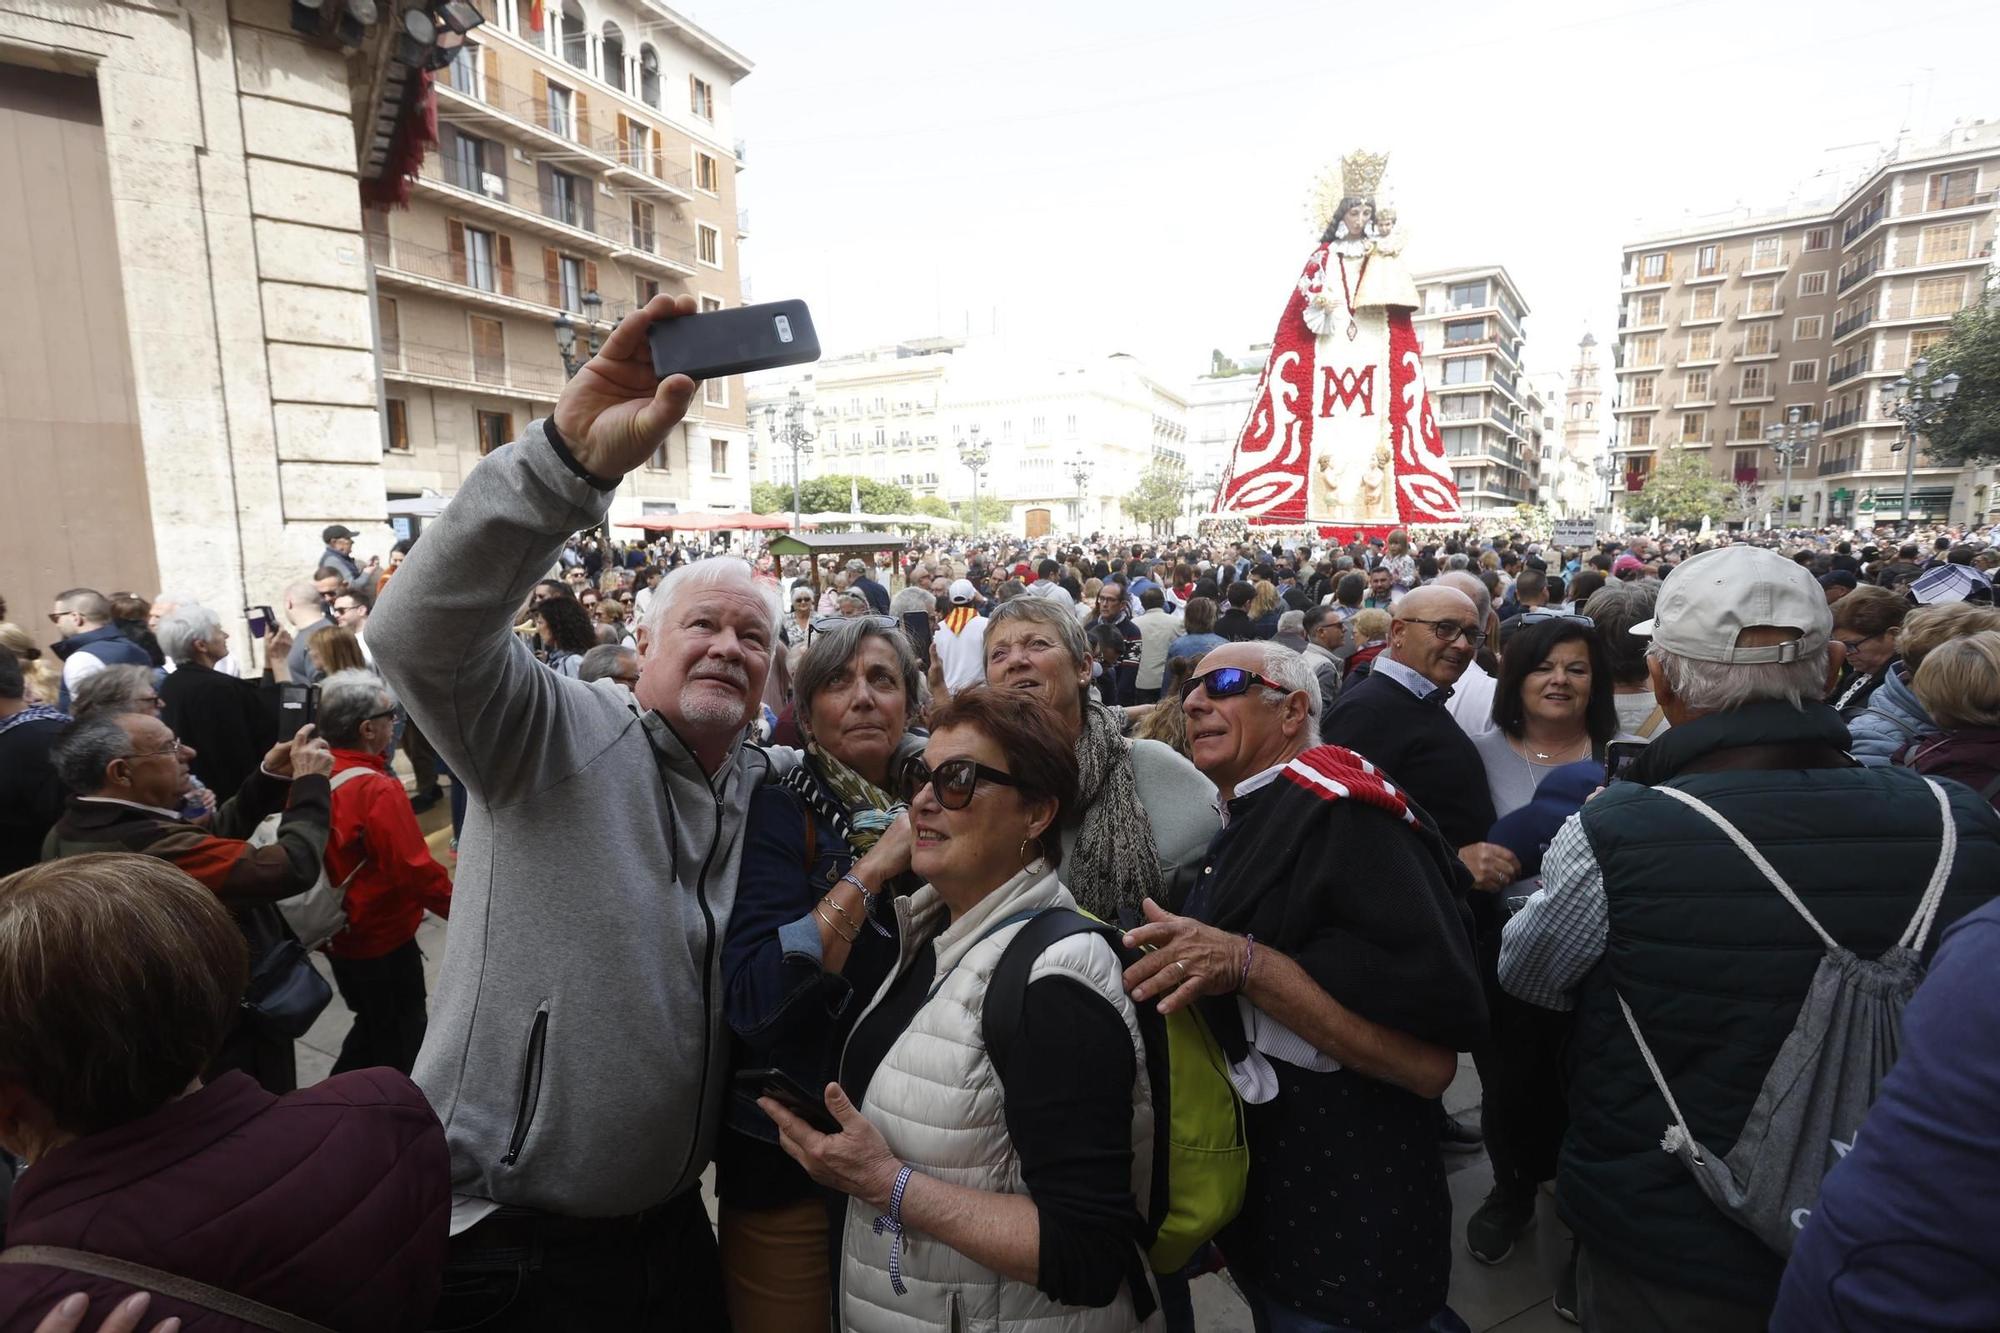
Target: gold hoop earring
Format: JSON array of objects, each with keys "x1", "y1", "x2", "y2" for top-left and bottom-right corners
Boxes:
[{"x1": 1018, "y1": 836, "x2": 1036, "y2": 865}]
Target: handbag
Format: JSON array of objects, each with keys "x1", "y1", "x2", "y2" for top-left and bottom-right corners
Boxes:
[
  {"x1": 0, "y1": 1246, "x2": 335, "y2": 1333},
  {"x1": 249, "y1": 767, "x2": 372, "y2": 950},
  {"x1": 238, "y1": 903, "x2": 333, "y2": 1040}
]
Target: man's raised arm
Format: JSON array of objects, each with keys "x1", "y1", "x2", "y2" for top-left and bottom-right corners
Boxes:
[{"x1": 369, "y1": 294, "x2": 700, "y2": 807}]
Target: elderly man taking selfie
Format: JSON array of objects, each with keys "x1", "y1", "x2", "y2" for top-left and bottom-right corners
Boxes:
[{"x1": 369, "y1": 293, "x2": 779, "y2": 1331}]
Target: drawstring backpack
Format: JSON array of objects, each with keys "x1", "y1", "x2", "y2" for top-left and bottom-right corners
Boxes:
[{"x1": 1617, "y1": 778, "x2": 1958, "y2": 1256}]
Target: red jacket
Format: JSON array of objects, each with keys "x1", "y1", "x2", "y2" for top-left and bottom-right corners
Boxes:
[
  {"x1": 324, "y1": 749, "x2": 452, "y2": 959},
  {"x1": 0, "y1": 1070, "x2": 448, "y2": 1332}
]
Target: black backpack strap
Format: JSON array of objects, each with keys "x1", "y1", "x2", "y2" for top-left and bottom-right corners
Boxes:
[{"x1": 982, "y1": 907, "x2": 1166, "y2": 1320}]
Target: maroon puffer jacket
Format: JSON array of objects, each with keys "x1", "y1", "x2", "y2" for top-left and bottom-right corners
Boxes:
[
  {"x1": 1, "y1": 1070, "x2": 448, "y2": 1332},
  {"x1": 1898, "y1": 726, "x2": 2000, "y2": 810}
]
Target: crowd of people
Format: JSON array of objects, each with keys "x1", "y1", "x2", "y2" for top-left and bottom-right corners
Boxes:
[{"x1": 3, "y1": 293, "x2": 1999, "y2": 1333}]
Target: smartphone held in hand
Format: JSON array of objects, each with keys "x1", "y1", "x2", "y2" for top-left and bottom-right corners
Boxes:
[
  {"x1": 647, "y1": 299, "x2": 821, "y2": 382},
  {"x1": 277, "y1": 683, "x2": 318, "y2": 743}
]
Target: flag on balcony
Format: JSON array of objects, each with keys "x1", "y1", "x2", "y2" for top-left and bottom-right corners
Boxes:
[
  {"x1": 528, "y1": 0, "x2": 545, "y2": 32},
  {"x1": 1211, "y1": 153, "x2": 1462, "y2": 541}
]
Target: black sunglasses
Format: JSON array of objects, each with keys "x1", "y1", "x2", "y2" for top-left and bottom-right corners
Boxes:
[
  {"x1": 1181, "y1": 665, "x2": 1289, "y2": 702},
  {"x1": 903, "y1": 756, "x2": 1019, "y2": 810},
  {"x1": 1515, "y1": 611, "x2": 1594, "y2": 629},
  {"x1": 810, "y1": 613, "x2": 899, "y2": 637}
]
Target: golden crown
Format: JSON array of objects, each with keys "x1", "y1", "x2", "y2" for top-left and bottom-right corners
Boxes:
[{"x1": 1341, "y1": 149, "x2": 1390, "y2": 199}]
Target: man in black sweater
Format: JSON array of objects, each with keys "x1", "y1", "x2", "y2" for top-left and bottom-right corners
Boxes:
[
  {"x1": 157, "y1": 605, "x2": 284, "y2": 798},
  {"x1": 1124, "y1": 640, "x2": 1484, "y2": 1331},
  {"x1": 1319, "y1": 584, "x2": 1516, "y2": 890}
]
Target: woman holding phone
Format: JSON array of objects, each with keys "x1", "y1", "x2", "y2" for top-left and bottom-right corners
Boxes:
[
  {"x1": 718, "y1": 616, "x2": 924, "y2": 1332},
  {"x1": 761, "y1": 688, "x2": 1162, "y2": 1332}
]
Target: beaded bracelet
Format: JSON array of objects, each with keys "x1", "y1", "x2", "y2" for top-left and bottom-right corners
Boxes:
[
  {"x1": 872, "y1": 1163, "x2": 917, "y2": 1295},
  {"x1": 840, "y1": 870, "x2": 894, "y2": 938}
]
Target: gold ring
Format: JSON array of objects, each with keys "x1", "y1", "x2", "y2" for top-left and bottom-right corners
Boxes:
[{"x1": 1174, "y1": 959, "x2": 1189, "y2": 979}]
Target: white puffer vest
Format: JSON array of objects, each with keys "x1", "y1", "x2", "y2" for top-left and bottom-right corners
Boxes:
[{"x1": 839, "y1": 864, "x2": 1161, "y2": 1333}]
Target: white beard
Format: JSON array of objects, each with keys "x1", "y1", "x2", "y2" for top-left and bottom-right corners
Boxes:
[{"x1": 679, "y1": 678, "x2": 749, "y2": 729}]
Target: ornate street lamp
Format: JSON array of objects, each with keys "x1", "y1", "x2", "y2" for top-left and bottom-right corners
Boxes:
[
  {"x1": 764, "y1": 385, "x2": 816, "y2": 531},
  {"x1": 959, "y1": 429, "x2": 991, "y2": 538},
  {"x1": 1881, "y1": 355, "x2": 1961, "y2": 532},
  {"x1": 1763, "y1": 405, "x2": 1820, "y2": 533},
  {"x1": 1069, "y1": 454, "x2": 1094, "y2": 533}
]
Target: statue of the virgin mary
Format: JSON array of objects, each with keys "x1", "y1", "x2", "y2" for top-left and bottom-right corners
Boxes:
[{"x1": 1212, "y1": 151, "x2": 1462, "y2": 538}]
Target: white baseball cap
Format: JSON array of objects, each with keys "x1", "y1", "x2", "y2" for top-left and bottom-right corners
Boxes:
[
  {"x1": 949, "y1": 578, "x2": 979, "y2": 605},
  {"x1": 1630, "y1": 545, "x2": 1831, "y2": 664}
]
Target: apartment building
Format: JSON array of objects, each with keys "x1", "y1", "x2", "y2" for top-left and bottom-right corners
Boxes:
[
  {"x1": 750, "y1": 339, "x2": 1190, "y2": 536},
  {"x1": 1616, "y1": 121, "x2": 2000, "y2": 527},
  {"x1": 369, "y1": 0, "x2": 753, "y2": 524},
  {"x1": 1186, "y1": 345, "x2": 1269, "y2": 491},
  {"x1": 1412, "y1": 267, "x2": 1542, "y2": 515}
]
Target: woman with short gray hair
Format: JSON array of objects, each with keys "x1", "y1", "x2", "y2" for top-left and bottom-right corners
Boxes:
[
  {"x1": 317, "y1": 668, "x2": 452, "y2": 1076},
  {"x1": 983, "y1": 595, "x2": 1218, "y2": 922},
  {"x1": 717, "y1": 614, "x2": 926, "y2": 1330}
]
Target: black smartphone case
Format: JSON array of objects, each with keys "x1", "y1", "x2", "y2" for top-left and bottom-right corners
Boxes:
[{"x1": 647, "y1": 299, "x2": 821, "y2": 381}]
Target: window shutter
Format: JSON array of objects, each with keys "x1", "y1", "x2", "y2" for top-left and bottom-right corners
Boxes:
[
  {"x1": 538, "y1": 159, "x2": 554, "y2": 212},
  {"x1": 532, "y1": 70, "x2": 549, "y2": 129},
  {"x1": 653, "y1": 139, "x2": 664, "y2": 180},
  {"x1": 573, "y1": 89, "x2": 590, "y2": 142},
  {"x1": 497, "y1": 235, "x2": 515, "y2": 297},
  {"x1": 617, "y1": 112, "x2": 630, "y2": 156},
  {"x1": 543, "y1": 246, "x2": 561, "y2": 304},
  {"x1": 480, "y1": 45, "x2": 497, "y2": 96},
  {"x1": 447, "y1": 219, "x2": 467, "y2": 283},
  {"x1": 584, "y1": 260, "x2": 599, "y2": 299},
  {"x1": 580, "y1": 182, "x2": 594, "y2": 234}
]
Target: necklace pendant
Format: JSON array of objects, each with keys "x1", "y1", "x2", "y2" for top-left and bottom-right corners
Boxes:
[{"x1": 1346, "y1": 318, "x2": 1358, "y2": 341}]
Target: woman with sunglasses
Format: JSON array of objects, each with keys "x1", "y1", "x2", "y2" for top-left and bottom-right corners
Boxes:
[
  {"x1": 719, "y1": 616, "x2": 926, "y2": 1332},
  {"x1": 1459, "y1": 613, "x2": 1617, "y2": 1279},
  {"x1": 780, "y1": 584, "x2": 817, "y2": 685},
  {"x1": 762, "y1": 687, "x2": 1162, "y2": 1332},
  {"x1": 981, "y1": 596, "x2": 1216, "y2": 924},
  {"x1": 1826, "y1": 585, "x2": 1908, "y2": 720}
]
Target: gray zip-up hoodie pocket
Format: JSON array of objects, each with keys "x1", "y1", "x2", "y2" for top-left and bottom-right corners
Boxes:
[{"x1": 502, "y1": 1002, "x2": 551, "y2": 1166}]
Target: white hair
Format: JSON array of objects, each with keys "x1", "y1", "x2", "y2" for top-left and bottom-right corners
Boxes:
[
  {"x1": 1276, "y1": 609, "x2": 1306, "y2": 635},
  {"x1": 1646, "y1": 641, "x2": 1830, "y2": 714},
  {"x1": 642, "y1": 557, "x2": 781, "y2": 642},
  {"x1": 1257, "y1": 641, "x2": 1322, "y2": 727},
  {"x1": 317, "y1": 668, "x2": 396, "y2": 747},
  {"x1": 156, "y1": 605, "x2": 225, "y2": 665}
]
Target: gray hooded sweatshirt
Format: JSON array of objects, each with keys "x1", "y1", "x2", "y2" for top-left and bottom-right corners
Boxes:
[{"x1": 369, "y1": 420, "x2": 768, "y2": 1218}]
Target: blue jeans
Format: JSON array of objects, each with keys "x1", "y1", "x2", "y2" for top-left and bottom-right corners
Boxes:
[{"x1": 1237, "y1": 1280, "x2": 1470, "y2": 1333}]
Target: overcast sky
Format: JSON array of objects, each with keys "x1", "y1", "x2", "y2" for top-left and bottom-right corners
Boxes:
[{"x1": 698, "y1": 0, "x2": 1998, "y2": 394}]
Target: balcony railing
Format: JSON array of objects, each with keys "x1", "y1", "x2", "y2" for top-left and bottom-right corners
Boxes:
[
  {"x1": 1842, "y1": 202, "x2": 1886, "y2": 246},
  {"x1": 1902, "y1": 188, "x2": 1997, "y2": 217},
  {"x1": 1739, "y1": 249, "x2": 1792, "y2": 275},
  {"x1": 1443, "y1": 327, "x2": 1494, "y2": 348},
  {"x1": 368, "y1": 235, "x2": 637, "y2": 322},
  {"x1": 1831, "y1": 306, "x2": 1875, "y2": 340},
  {"x1": 1678, "y1": 429, "x2": 1715, "y2": 445},
  {"x1": 384, "y1": 339, "x2": 569, "y2": 398},
  {"x1": 1687, "y1": 259, "x2": 1729, "y2": 281},
  {"x1": 1823, "y1": 405, "x2": 1868, "y2": 431},
  {"x1": 1837, "y1": 254, "x2": 1882, "y2": 293},
  {"x1": 1733, "y1": 338, "x2": 1781, "y2": 359},
  {"x1": 1740, "y1": 295, "x2": 1785, "y2": 319},
  {"x1": 1889, "y1": 236, "x2": 1996, "y2": 270},
  {"x1": 592, "y1": 134, "x2": 695, "y2": 196},
  {"x1": 1731, "y1": 380, "x2": 1775, "y2": 402},
  {"x1": 1733, "y1": 466, "x2": 1760, "y2": 484},
  {"x1": 1817, "y1": 456, "x2": 1848, "y2": 476},
  {"x1": 1828, "y1": 353, "x2": 1871, "y2": 387}
]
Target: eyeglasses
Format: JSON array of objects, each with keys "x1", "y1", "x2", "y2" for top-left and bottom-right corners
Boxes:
[
  {"x1": 1834, "y1": 631, "x2": 1882, "y2": 651},
  {"x1": 1515, "y1": 611, "x2": 1594, "y2": 630},
  {"x1": 903, "y1": 756, "x2": 1020, "y2": 810},
  {"x1": 809, "y1": 613, "x2": 898, "y2": 638},
  {"x1": 126, "y1": 739, "x2": 187, "y2": 760},
  {"x1": 1401, "y1": 617, "x2": 1488, "y2": 650},
  {"x1": 47, "y1": 610, "x2": 77, "y2": 624},
  {"x1": 363, "y1": 708, "x2": 398, "y2": 723},
  {"x1": 1181, "y1": 665, "x2": 1290, "y2": 702}
]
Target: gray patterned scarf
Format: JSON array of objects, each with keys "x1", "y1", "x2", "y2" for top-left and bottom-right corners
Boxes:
[{"x1": 1066, "y1": 702, "x2": 1165, "y2": 921}]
